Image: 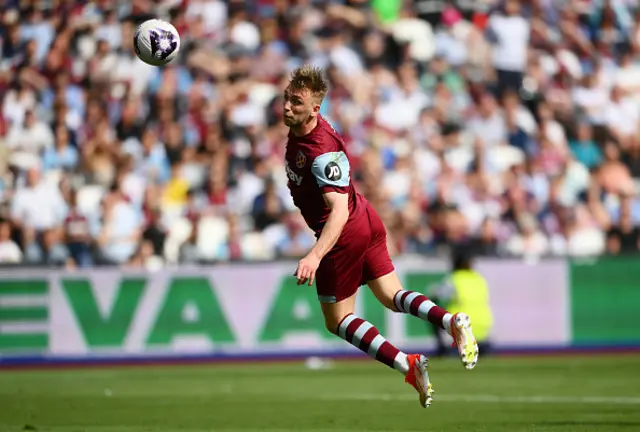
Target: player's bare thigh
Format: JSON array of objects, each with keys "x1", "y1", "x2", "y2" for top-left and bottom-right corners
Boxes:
[
  {"x1": 320, "y1": 292, "x2": 357, "y2": 334},
  {"x1": 361, "y1": 202, "x2": 400, "y2": 310},
  {"x1": 321, "y1": 271, "x2": 403, "y2": 334},
  {"x1": 367, "y1": 271, "x2": 403, "y2": 312}
]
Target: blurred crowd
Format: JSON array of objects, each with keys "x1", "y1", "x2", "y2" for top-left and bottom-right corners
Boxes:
[{"x1": 1, "y1": 0, "x2": 640, "y2": 268}]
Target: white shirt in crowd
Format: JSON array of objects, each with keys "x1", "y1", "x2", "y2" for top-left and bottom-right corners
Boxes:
[
  {"x1": 572, "y1": 86, "x2": 609, "y2": 125},
  {"x1": 0, "y1": 241, "x2": 23, "y2": 263},
  {"x1": 606, "y1": 97, "x2": 640, "y2": 136},
  {"x1": 468, "y1": 112, "x2": 507, "y2": 147},
  {"x1": 488, "y1": 14, "x2": 530, "y2": 72},
  {"x1": 11, "y1": 181, "x2": 68, "y2": 230},
  {"x1": 5, "y1": 121, "x2": 55, "y2": 170}
]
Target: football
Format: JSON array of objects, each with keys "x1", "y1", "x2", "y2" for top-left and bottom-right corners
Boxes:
[{"x1": 133, "y1": 19, "x2": 180, "y2": 66}]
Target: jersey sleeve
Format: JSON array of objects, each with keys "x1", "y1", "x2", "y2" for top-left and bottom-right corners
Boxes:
[{"x1": 310, "y1": 151, "x2": 351, "y2": 194}]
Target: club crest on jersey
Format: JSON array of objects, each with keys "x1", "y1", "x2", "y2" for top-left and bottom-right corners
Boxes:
[
  {"x1": 285, "y1": 162, "x2": 303, "y2": 186},
  {"x1": 296, "y1": 151, "x2": 306, "y2": 168}
]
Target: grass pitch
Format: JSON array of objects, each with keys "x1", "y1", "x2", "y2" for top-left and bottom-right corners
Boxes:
[{"x1": 1, "y1": 354, "x2": 639, "y2": 432}]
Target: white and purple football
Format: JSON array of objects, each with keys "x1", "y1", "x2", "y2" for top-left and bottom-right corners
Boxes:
[{"x1": 133, "y1": 19, "x2": 180, "y2": 66}]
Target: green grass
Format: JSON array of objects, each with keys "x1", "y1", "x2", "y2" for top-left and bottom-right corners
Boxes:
[{"x1": 1, "y1": 354, "x2": 640, "y2": 431}]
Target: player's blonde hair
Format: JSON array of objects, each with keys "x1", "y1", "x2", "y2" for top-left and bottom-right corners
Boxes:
[{"x1": 289, "y1": 65, "x2": 329, "y2": 103}]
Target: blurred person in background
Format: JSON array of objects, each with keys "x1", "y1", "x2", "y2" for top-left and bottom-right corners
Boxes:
[
  {"x1": 569, "y1": 121, "x2": 603, "y2": 170},
  {"x1": 484, "y1": 0, "x2": 529, "y2": 97},
  {"x1": 6, "y1": 109, "x2": 54, "y2": 172},
  {"x1": 64, "y1": 189, "x2": 93, "y2": 267},
  {"x1": 162, "y1": 159, "x2": 190, "y2": 215},
  {"x1": 606, "y1": 194, "x2": 640, "y2": 254},
  {"x1": 127, "y1": 239, "x2": 164, "y2": 270},
  {"x1": 142, "y1": 207, "x2": 167, "y2": 259},
  {"x1": 0, "y1": 218, "x2": 22, "y2": 264},
  {"x1": 275, "y1": 211, "x2": 315, "y2": 258},
  {"x1": 504, "y1": 212, "x2": 549, "y2": 258},
  {"x1": 24, "y1": 226, "x2": 73, "y2": 268},
  {"x1": 471, "y1": 217, "x2": 501, "y2": 256},
  {"x1": 42, "y1": 125, "x2": 79, "y2": 173},
  {"x1": 252, "y1": 177, "x2": 285, "y2": 231},
  {"x1": 93, "y1": 183, "x2": 143, "y2": 265},
  {"x1": 179, "y1": 217, "x2": 201, "y2": 265},
  {"x1": 10, "y1": 167, "x2": 67, "y2": 246},
  {"x1": 429, "y1": 249, "x2": 493, "y2": 357},
  {"x1": 217, "y1": 213, "x2": 244, "y2": 261}
]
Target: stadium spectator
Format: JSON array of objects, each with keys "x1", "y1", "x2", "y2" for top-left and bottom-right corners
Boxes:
[
  {"x1": 0, "y1": 218, "x2": 21, "y2": 263},
  {"x1": 64, "y1": 189, "x2": 94, "y2": 267},
  {"x1": 11, "y1": 167, "x2": 67, "y2": 235},
  {"x1": 275, "y1": 211, "x2": 316, "y2": 258}
]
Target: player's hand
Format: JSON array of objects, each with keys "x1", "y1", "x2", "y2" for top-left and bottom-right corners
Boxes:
[{"x1": 295, "y1": 253, "x2": 320, "y2": 286}]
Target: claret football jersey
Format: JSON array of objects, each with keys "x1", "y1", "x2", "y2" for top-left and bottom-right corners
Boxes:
[{"x1": 284, "y1": 115, "x2": 366, "y2": 235}]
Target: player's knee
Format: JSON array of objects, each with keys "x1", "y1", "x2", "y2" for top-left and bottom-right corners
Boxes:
[
  {"x1": 320, "y1": 295, "x2": 356, "y2": 335},
  {"x1": 323, "y1": 311, "x2": 354, "y2": 335},
  {"x1": 324, "y1": 316, "x2": 342, "y2": 335},
  {"x1": 379, "y1": 296, "x2": 397, "y2": 312},
  {"x1": 368, "y1": 273, "x2": 402, "y2": 311}
]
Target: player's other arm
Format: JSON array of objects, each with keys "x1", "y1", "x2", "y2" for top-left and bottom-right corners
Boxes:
[
  {"x1": 310, "y1": 191, "x2": 349, "y2": 260},
  {"x1": 309, "y1": 150, "x2": 352, "y2": 260}
]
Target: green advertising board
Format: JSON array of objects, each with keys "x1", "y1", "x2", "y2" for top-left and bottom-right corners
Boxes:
[
  {"x1": 570, "y1": 256, "x2": 640, "y2": 345},
  {"x1": 0, "y1": 257, "x2": 635, "y2": 361}
]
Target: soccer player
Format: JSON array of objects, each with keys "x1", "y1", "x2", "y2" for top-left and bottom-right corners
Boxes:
[{"x1": 283, "y1": 65, "x2": 478, "y2": 408}]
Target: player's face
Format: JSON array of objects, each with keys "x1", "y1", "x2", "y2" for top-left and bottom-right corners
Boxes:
[{"x1": 283, "y1": 86, "x2": 319, "y2": 127}]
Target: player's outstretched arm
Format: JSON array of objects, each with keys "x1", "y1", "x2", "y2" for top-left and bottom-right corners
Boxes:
[
  {"x1": 294, "y1": 192, "x2": 349, "y2": 286},
  {"x1": 311, "y1": 191, "x2": 349, "y2": 259}
]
